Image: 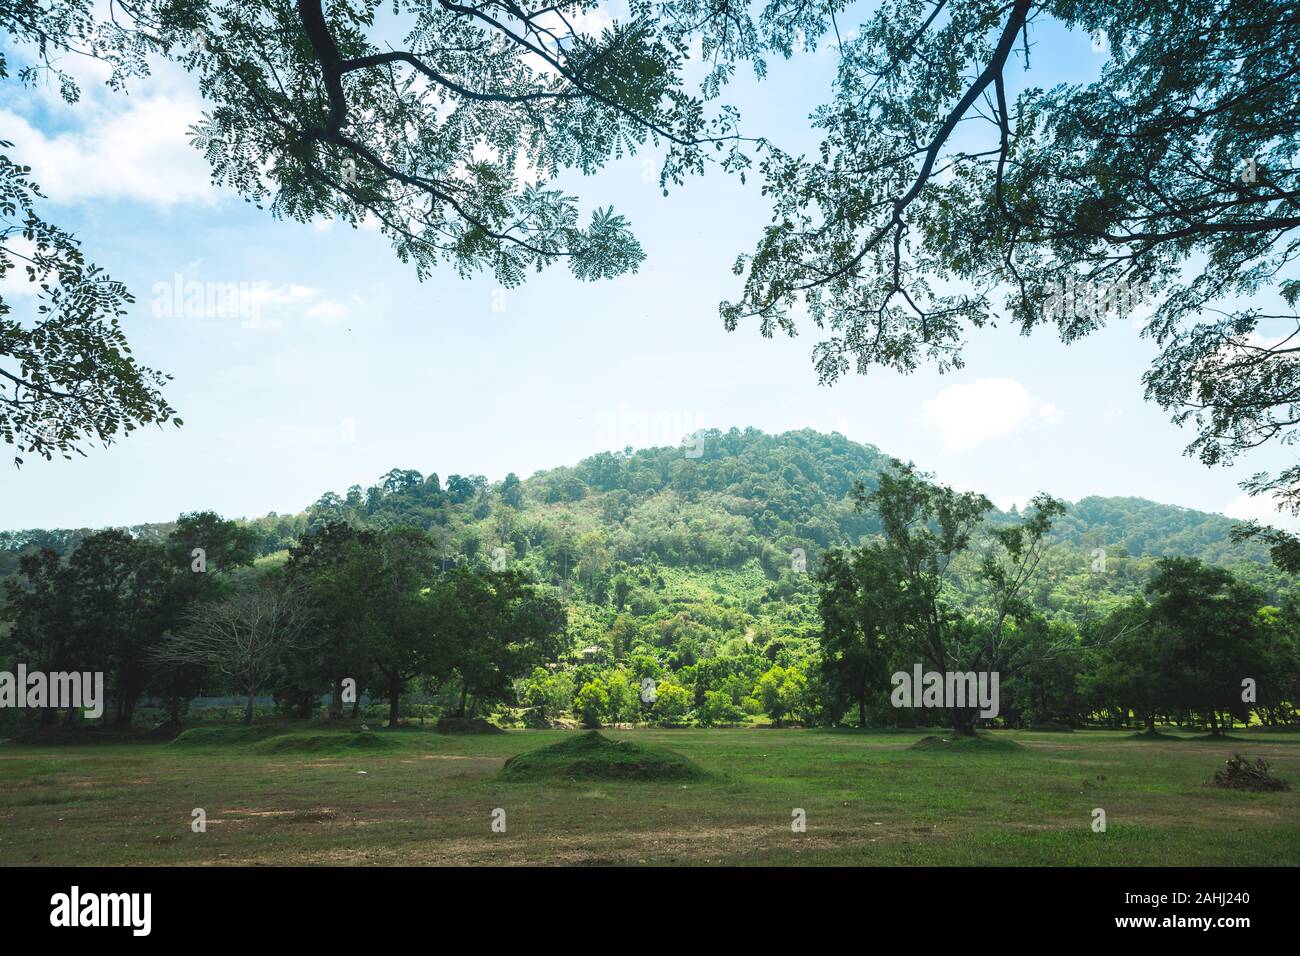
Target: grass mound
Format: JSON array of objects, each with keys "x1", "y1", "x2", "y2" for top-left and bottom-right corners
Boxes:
[
  {"x1": 910, "y1": 733, "x2": 1024, "y2": 752},
  {"x1": 1212, "y1": 753, "x2": 1291, "y2": 792},
  {"x1": 1128, "y1": 729, "x2": 1179, "y2": 741},
  {"x1": 249, "y1": 731, "x2": 397, "y2": 754},
  {"x1": 501, "y1": 731, "x2": 703, "y2": 781},
  {"x1": 1027, "y1": 722, "x2": 1074, "y2": 733},
  {"x1": 435, "y1": 716, "x2": 505, "y2": 734},
  {"x1": 171, "y1": 724, "x2": 288, "y2": 746}
]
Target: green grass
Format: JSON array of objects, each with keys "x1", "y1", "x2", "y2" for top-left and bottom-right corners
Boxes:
[
  {"x1": 248, "y1": 732, "x2": 399, "y2": 755},
  {"x1": 1, "y1": 723, "x2": 1298, "y2": 866}
]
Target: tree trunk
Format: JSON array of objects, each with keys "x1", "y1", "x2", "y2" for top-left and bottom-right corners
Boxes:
[
  {"x1": 244, "y1": 690, "x2": 255, "y2": 725},
  {"x1": 457, "y1": 684, "x2": 469, "y2": 718},
  {"x1": 121, "y1": 691, "x2": 137, "y2": 724},
  {"x1": 952, "y1": 705, "x2": 978, "y2": 736},
  {"x1": 1208, "y1": 707, "x2": 1221, "y2": 736},
  {"x1": 387, "y1": 674, "x2": 401, "y2": 727},
  {"x1": 329, "y1": 677, "x2": 343, "y2": 720},
  {"x1": 857, "y1": 696, "x2": 866, "y2": 728}
]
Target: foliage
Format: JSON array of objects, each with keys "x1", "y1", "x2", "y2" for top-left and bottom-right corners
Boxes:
[{"x1": 2, "y1": 430, "x2": 1299, "y2": 731}]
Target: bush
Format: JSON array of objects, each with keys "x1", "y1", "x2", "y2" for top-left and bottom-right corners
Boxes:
[
  {"x1": 574, "y1": 680, "x2": 610, "y2": 728},
  {"x1": 434, "y1": 716, "x2": 504, "y2": 734},
  {"x1": 697, "y1": 690, "x2": 745, "y2": 727},
  {"x1": 651, "y1": 681, "x2": 692, "y2": 725},
  {"x1": 753, "y1": 665, "x2": 810, "y2": 727}
]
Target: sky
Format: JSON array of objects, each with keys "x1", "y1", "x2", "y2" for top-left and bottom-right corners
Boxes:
[{"x1": 1, "y1": 4, "x2": 1296, "y2": 532}]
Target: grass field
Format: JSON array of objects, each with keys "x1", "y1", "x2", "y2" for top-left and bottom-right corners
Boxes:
[{"x1": 2, "y1": 723, "x2": 1298, "y2": 866}]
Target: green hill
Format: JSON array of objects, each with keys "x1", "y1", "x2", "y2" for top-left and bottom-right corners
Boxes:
[{"x1": 3, "y1": 429, "x2": 1292, "y2": 658}]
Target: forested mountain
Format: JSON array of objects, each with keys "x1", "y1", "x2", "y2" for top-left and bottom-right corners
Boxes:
[
  {"x1": 2, "y1": 428, "x2": 1284, "y2": 583},
  {"x1": 287, "y1": 428, "x2": 1291, "y2": 576}
]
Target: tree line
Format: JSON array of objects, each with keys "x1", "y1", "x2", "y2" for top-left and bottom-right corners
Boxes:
[
  {"x1": 3, "y1": 457, "x2": 1298, "y2": 735},
  {"x1": 1, "y1": 515, "x2": 563, "y2": 727},
  {"x1": 814, "y1": 463, "x2": 1300, "y2": 735}
]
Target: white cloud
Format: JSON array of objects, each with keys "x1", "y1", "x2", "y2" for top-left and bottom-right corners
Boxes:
[
  {"x1": 922, "y1": 378, "x2": 1062, "y2": 452},
  {"x1": 1223, "y1": 492, "x2": 1300, "y2": 530},
  {"x1": 305, "y1": 298, "x2": 347, "y2": 323},
  {"x1": 0, "y1": 88, "x2": 213, "y2": 206},
  {"x1": 244, "y1": 282, "x2": 348, "y2": 328}
]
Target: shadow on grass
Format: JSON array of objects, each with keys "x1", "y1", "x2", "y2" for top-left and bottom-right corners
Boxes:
[{"x1": 910, "y1": 733, "x2": 1025, "y2": 752}]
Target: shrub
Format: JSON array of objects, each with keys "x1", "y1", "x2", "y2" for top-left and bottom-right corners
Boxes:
[
  {"x1": 697, "y1": 690, "x2": 745, "y2": 727},
  {"x1": 753, "y1": 665, "x2": 810, "y2": 727},
  {"x1": 651, "y1": 681, "x2": 692, "y2": 725},
  {"x1": 574, "y1": 680, "x2": 610, "y2": 728}
]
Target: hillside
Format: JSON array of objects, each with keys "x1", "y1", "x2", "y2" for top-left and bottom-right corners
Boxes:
[
  {"x1": 2, "y1": 427, "x2": 1284, "y2": 576},
  {"x1": 3, "y1": 428, "x2": 1292, "y2": 665}
]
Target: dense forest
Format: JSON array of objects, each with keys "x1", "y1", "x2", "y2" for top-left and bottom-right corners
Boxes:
[{"x1": 2, "y1": 429, "x2": 1297, "y2": 733}]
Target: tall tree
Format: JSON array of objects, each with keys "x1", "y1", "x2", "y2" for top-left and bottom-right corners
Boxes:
[
  {"x1": 362, "y1": 527, "x2": 442, "y2": 726},
  {"x1": 285, "y1": 521, "x2": 381, "y2": 719},
  {"x1": 815, "y1": 543, "x2": 895, "y2": 727},
  {"x1": 1145, "y1": 557, "x2": 1265, "y2": 735},
  {"x1": 849, "y1": 459, "x2": 1064, "y2": 733},
  {"x1": 435, "y1": 566, "x2": 566, "y2": 716},
  {"x1": 0, "y1": 547, "x2": 77, "y2": 725},
  {"x1": 64, "y1": 530, "x2": 173, "y2": 723}
]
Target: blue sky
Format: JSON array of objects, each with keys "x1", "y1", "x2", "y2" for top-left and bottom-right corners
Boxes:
[{"x1": 2, "y1": 5, "x2": 1295, "y2": 532}]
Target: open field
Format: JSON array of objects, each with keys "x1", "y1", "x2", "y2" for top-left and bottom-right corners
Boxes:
[{"x1": 2, "y1": 724, "x2": 1298, "y2": 866}]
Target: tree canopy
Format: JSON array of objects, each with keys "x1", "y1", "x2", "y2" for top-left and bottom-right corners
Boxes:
[{"x1": 720, "y1": 0, "x2": 1300, "y2": 551}]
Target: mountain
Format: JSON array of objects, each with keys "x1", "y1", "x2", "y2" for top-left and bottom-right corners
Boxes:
[
  {"x1": 2, "y1": 428, "x2": 1289, "y2": 602},
  {"x1": 291, "y1": 427, "x2": 1278, "y2": 570}
]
